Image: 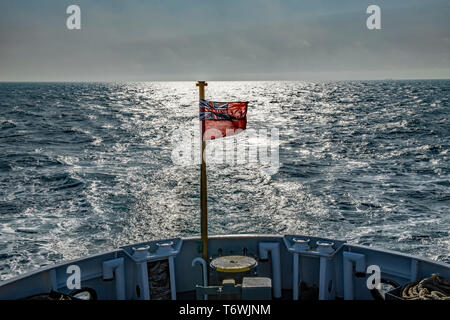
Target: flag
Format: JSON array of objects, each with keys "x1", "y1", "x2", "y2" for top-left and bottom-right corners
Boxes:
[{"x1": 199, "y1": 99, "x2": 248, "y2": 141}]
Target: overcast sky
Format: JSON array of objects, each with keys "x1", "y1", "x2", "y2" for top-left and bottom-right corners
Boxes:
[{"x1": 0, "y1": 0, "x2": 449, "y2": 81}]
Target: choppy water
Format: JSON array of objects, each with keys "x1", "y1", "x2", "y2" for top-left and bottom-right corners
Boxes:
[{"x1": 0, "y1": 81, "x2": 449, "y2": 280}]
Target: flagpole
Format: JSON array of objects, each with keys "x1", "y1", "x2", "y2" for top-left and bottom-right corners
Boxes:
[{"x1": 196, "y1": 81, "x2": 208, "y2": 264}]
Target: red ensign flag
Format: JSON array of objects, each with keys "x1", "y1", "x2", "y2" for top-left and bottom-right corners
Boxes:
[{"x1": 199, "y1": 99, "x2": 248, "y2": 141}]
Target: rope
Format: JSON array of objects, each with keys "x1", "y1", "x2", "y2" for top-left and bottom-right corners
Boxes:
[{"x1": 402, "y1": 274, "x2": 450, "y2": 300}]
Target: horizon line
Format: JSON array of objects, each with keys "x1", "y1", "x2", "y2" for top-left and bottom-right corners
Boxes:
[{"x1": 1, "y1": 78, "x2": 450, "y2": 83}]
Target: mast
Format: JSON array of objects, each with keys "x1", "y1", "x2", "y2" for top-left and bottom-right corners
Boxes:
[{"x1": 196, "y1": 81, "x2": 208, "y2": 263}]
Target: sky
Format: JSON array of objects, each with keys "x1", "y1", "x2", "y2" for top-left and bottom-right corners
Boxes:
[{"x1": 0, "y1": 0, "x2": 449, "y2": 81}]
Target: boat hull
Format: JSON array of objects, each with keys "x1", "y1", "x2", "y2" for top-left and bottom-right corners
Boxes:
[{"x1": 0, "y1": 234, "x2": 449, "y2": 300}]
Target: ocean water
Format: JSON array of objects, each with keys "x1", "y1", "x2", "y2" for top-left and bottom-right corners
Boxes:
[{"x1": 0, "y1": 80, "x2": 449, "y2": 281}]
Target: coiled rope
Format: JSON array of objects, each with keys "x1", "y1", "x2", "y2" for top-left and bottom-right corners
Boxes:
[{"x1": 402, "y1": 274, "x2": 450, "y2": 300}]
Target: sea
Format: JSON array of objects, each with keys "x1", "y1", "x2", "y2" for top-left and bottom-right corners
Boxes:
[{"x1": 0, "y1": 80, "x2": 449, "y2": 281}]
